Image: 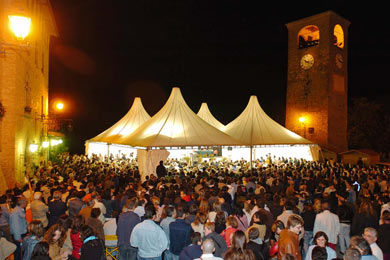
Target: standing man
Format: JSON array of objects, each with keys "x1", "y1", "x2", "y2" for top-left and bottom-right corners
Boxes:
[
  {"x1": 313, "y1": 200, "x2": 340, "y2": 251},
  {"x1": 169, "y1": 206, "x2": 194, "y2": 260},
  {"x1": 30, "y1": 192, "x2": 49, "y2": 228},
  {"x1": 10, "y1": 197, "x2": 28, "y2": 260},
  {"x1": 156, "y1": 160, "x2": 167, "y2": 178},
  {"x1": 130, "y1": 204, "x2": 168, "y2": 260},
  {"x1": 363, "y1": 228, "x2": 383, "y2": 260},
  {"x1": 117, "y1": 197, "x2": 140, "y2": 260},
  {"x1": 278, "y1": 214, "x2": 304, "y2": 260}
]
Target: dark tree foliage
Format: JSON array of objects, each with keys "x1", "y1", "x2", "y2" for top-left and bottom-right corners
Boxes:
[{"x1": 348, "y1": 97, "x2": 390, "y2": 153}]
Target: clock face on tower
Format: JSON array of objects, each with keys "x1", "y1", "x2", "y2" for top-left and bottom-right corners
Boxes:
[{"x1": 300, "y1": 54, "x2": 314, "y2": 70}]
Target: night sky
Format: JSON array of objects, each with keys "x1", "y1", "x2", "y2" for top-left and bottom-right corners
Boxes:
[{"x1": 48, "y1": 1, "x2": 390, "y2": 154}]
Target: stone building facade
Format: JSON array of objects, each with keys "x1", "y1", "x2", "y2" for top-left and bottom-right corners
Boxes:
[{"x1": 0, "y1": 0, "x2": 57, "y2": 192}]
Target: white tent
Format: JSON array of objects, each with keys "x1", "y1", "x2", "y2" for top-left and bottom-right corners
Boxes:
[
  {"x1": 113, "y1": 87, "x2": 243, "y2": 148},
  {"x1": 197, "y1": 103, "x2": 225, "y2": 131},
  {"x1": 85, "y1": 97, "x2": 151, "y2": 157},
  {"x1": 223, "y1": 95, "x2": 316, "y2": 161}
]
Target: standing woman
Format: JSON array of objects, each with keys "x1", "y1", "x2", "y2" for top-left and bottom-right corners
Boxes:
[
  {"x1": 70, "y1": 215, "x2": 84, "y2": 259},
  {"x1": 304, "y1": 231, "x2": 337, "y2": 260},
  {"x1": 44, "y1": 224, "x2": 69, "y2": 260},
  {"x1": 351, "y1": 200, "x2": 378, "y2": 236},
  {"x1": 22, "y1": 220, "x2": 45, "y2": 260},
  {"x1": 79, "y1": 224, "x2": 105, "y2": 260}
]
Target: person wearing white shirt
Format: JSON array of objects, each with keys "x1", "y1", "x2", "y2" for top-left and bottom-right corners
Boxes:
[
  {"x1": 313, "y1": 201, "x2": 340, "y2": 250},
  {"x1": 363, "y1": 227, "x2": 384, "y2": 260},
  {"x1": 194, "y1": 239, "x2": 223, "y2": 260}
]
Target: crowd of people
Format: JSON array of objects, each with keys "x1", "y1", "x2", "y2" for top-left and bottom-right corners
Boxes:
[{"x1": 0, "y1": 152, "x2": 390, "y2": 260}]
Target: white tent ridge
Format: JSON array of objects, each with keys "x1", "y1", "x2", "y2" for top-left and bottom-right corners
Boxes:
[
  {"x1": 197, "y1": 103, "x2": 225, "y2": 131},
  {"x1": 113, "y1": 87, "x2": 243, "y2": 147},
  {"x1": 85, "y1": 97, "x2": 151, "y2": 157},
  {"x1": 224, "y1": 95, "x2": 313, "y2": 145}
]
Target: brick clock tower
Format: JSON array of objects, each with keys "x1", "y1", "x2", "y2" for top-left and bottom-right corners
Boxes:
[{"x1": 285, "y1": 11, "x2": 350, "y2": 152}]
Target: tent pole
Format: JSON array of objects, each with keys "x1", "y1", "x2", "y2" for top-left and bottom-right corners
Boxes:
[{"x1": 250, "y1": 145, "x2": 253, "y2": 172}]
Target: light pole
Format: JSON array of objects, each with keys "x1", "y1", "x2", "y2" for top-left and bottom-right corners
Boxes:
[{"x1": 299, "y1": 116, "x2": 307, "y2": 138}]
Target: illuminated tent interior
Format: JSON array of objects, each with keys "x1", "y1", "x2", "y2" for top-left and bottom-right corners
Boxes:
[
  {"x1": 112, "y1": 87, "x2": 243, "y2": 150},
  {"x1": 85, "y1": 97, "x2": 151, "y2": 157},
  {"x1": 197, "y1": 103, "x2": 225, "y2": 131},
  {"x1": 222, "y1": 95, "x2": 317, "y2": 161}
]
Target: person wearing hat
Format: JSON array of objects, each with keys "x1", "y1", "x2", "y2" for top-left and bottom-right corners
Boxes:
[{"x1": 30, "y1": 192, "x2": 49, "y2": 228}]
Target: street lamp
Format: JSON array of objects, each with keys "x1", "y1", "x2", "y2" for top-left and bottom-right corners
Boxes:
[
  {"x1": 55, "y1": 102, "x2": 64, "y2": 111},
  {"x1": 1, "y1": 14, "x2": 31, "y2": 55},
  {"x1": 298, "y1": 116, "x2": 307, "y2": 138},
  {"x1": 8, "y1": 15, "x2": 32, "y2": 40},
  {"x1": 29, "y1": 143, "x2": 38, "y2": 153}
]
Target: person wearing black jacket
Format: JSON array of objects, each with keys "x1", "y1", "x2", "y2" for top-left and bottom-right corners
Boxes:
[
  {"x1": 337, "y1": 191, "x2": 355, "y2": 255},
  {"x1": 156, "y1": 161, "x2": 167, "y2": 178}
]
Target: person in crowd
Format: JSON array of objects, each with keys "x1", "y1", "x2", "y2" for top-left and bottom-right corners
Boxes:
[
  {"x1": 301, "y1": 202, "x2": 316, "y2": 256},
  {"x1": 304, "y1": 231, "x2": 337, "y2": 260},
  {"x1": 70, "y1": 215, "x2": 84, "y2": 259},
  {"x1": 30, "y1": 192, "x2": 49, "y2": 228},
  {"x1": 344, "y1": 247, "x2": 361, "y2": 260},
  {"x1": 191, "y1": 212, "x2": 208, "y2": 237},
  {"x1": 246, "y1": 211, "x2": 266, "y2": 242},
  {"x1": 214, "y1": 211, "x2": 226, "y2": 234},
  {"x1": 67, "y1": 191, "x2": 84, "y2": 219},
  {"x1": 79, "y1": 224, "x2": 105, "y2": 260},
  {"x1": 130, "y1": 204, "x2": 168, "y2": 260},
  {"x1": 363, "y1": 227, "x2": 383, "y2": 260},
  {"x1": 91, "y1": 192, "x2": 106, "y2": 224},
  {"x1": 10, "y1": 197, "x2": 28, "y2": 260},
  {"x1": 179, "y1": 232, "x2": 202, "y2": 260},
  {"x1": 156, "y1": 160, "x2": 167, "y2": 178},
  {"x1": 202, "y1": 222, "x2": 227, "y2": 258},
  {"x1": 195, "y1": 239, "x2": 224, "y2": 260},
  {"x1": 313, "y1": 201, "x2": 340, "y2": 251},
  {"x1": 311, "y1": 246, "x2": 328, "y2": 260},
  {"x1": 350, "y1": 235, "x2": 378, "y2": 260},
  {"x1": 246, "y1": 226, "x2": 269, "y2": 260},
  {"x1": 86, "y1": 208, "x2": 104, "y2": 242},
  {"x1": 377, "y1": 211, "x2": 390, "y2": 260},
  {"x1": 48, "y1": 191, "x2": 67, "y2": 227},
  {"x1": 117, "y1": 197, "x2": 140, "y2": 260},
  {"x1": 277, "y1": 201, "x2": 295, "y2": 227},
  {"x1": 31, "y1": 241, "x2": 51, "y2": 260},
  {"x1": 351, "y1": 200, "x2": 378, "y2": 237},
  {"x1": 231, "y1": 204, "x2": 248, "y2": 232},
  {"x1": 337, "y1": 190, "x2": 355, "y2": 256},
  {"x1": 169, "y1": 205, "x2": 194, "y2": 259},
  {"x1": 220, "y1": 215, "x2": 238, "y2": 248},
  {"x1": 0, "y1": 195, "x2": 11, "y2": 241},
  {"x1": 0, "y1": 228, "x2": 16, "y2": 260},
  {"x1": 160, "y1": 205, "x2": 176, "y2": 260},
  {"x1": 79, "y1": 199, "x2": 94, "y2": 222},
  {"x1": 277, "y1": 214, "x2": 304, "y2": 260},
  {"x1": 43, "y1": 223, "x2": 70, "y2": 260},
  {"x1": 224, "y1": 230, "x2": 255, "y2": 260},
  {"x1": 22, "y1": 220, "x2": 45, "y2": 260}
]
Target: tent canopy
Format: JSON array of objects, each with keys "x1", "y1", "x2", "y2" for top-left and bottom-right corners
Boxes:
[
  {"x1": 197, "y1": 103, "x2": 225, "y2": 131},
  {"x1": 113, "y1": 88, "x2": 243, "y2": 147},
  {"x1": 88, "y1": 97, "x2": 151, "y2": 144},
  {"x1": 224, "y1": 95, "x2": 313, "y2": 146}
]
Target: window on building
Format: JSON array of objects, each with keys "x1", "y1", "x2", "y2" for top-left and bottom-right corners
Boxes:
[
  {"x1": 25, "y1": 81, "x2": 32, "y2": 113},
  {"x1": 297, "y1": 25, "x2": 320, "y2": 49},
  {"x1": 333, "y1": 24, "x2": 344, "y2": 48}
]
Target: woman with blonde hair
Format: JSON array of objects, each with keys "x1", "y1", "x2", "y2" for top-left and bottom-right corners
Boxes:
[
  {"x1": 43, "y1": 223, "x2": 70, "y2": 260},
  {"x1": 198, "y1": 199, "x2": 210, "y2": 215}
]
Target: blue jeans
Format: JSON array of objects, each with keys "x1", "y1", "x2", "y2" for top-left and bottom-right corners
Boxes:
[
  {"x1": 119, "y1": 244, "x2": 138, "y2": 260},
  {"x1": 303, "y1": 230, "x2": 313, "y2": 257}
]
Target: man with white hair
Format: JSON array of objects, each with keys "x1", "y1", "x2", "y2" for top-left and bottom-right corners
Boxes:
[
  {"x1": 30, "y1": 192, "x2": 49, "y2": 227},
  {"x1": 363, "y1": 227, "x2": 383, "y2": 260}
]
